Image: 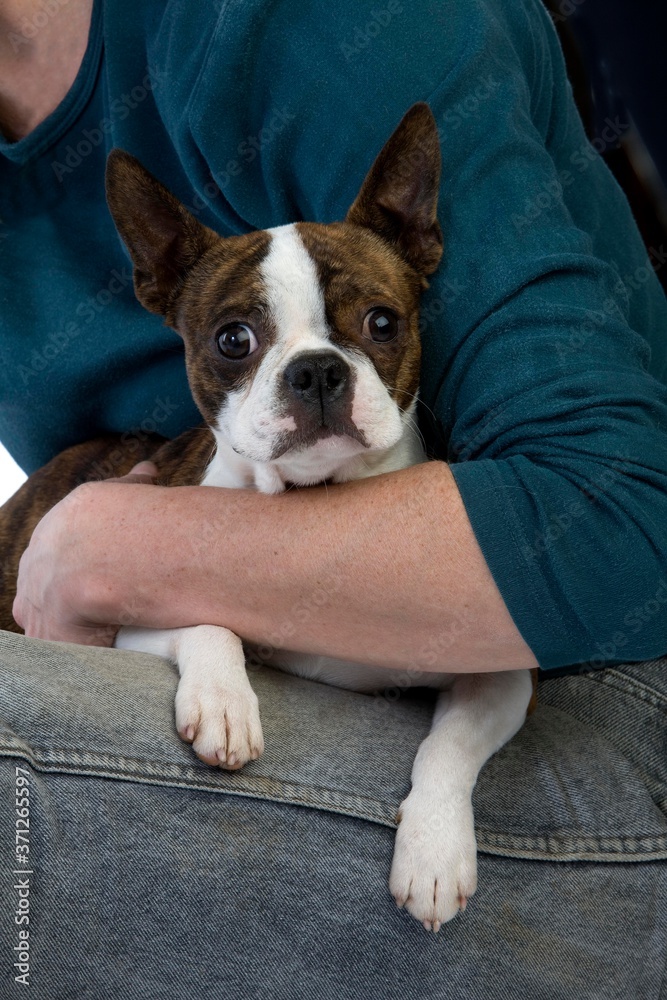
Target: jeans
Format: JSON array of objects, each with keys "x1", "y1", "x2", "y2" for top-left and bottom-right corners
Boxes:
[{"x1": 1, "y1": 629, "x2": 666, "y2": 999}]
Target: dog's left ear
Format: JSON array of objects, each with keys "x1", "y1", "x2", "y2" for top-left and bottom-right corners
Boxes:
[{"x1": 346, "y1": 102, "x2": 443, "y2": 279}]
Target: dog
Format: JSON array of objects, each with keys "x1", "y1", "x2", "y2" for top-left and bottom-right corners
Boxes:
[{"x1": 0, "y1": 103, "x2": 535, "y2": 930}]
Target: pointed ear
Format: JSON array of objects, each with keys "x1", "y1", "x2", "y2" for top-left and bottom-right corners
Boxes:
[
  {"x1": 105, "y1": 149, "x2": 218, "y2": 318},
  {"x1": 346, "y1": 103, "x2": 443, "y2": 278}
]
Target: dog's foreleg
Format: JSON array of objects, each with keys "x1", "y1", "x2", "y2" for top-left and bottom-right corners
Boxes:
[
  {"x1": 389, "y1": 669, "x2": 533, "y2": 931},
  {"x1": 115, "y1": 625, "x2": 264, "y2": 770}
]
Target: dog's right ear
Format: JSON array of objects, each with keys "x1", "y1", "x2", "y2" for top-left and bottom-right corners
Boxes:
[{"x1": 105, "y1": 149, "x2": 218, "y2": 318}]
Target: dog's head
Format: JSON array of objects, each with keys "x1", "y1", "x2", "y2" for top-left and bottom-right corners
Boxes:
[{"x1": 106, "y1": 103, "x2": 442, "y2": 487}]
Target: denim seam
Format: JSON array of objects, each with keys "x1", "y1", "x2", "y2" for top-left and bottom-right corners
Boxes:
[
  {"x1": 0, "y1": 740, "x2": 395, "y2": 817},
  {"x1": 0, "y1": 741, "x2": 395, "y2": 825},
  {"x1": 478, "y1": 829, "x2": 667, "y2": 861},
  {"x1": 589, "y1": 668, "x2": 667, "y2": 712},
  {"x1": 4, "y1": 742, "x2": 667, "y2": 863}
]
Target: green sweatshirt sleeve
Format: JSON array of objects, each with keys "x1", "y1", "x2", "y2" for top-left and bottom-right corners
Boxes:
[{"x1": 181, "y1": 0, "x2": 667, "y2": 671}]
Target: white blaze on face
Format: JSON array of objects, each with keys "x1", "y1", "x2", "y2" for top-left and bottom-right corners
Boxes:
[
  {"x1": 260, "y1": 224, "x2": 331, "y2": 350},
  {"x1": 216, "y1": 223, "x2": 405, "y2": 473}
]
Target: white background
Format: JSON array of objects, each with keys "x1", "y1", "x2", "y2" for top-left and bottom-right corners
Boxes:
[{"x1": 0, "y1": 442, "x2": 27, "y2": 505}]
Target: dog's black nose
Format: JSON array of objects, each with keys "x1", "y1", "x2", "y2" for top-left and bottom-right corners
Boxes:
[{"x1": 283, "y1": 352, "x2": 350, "y2": 407}]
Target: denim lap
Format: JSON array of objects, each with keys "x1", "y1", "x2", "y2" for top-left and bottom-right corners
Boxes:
[{"x1": 1, "y1": 631, "x2": 666, "y2": 999}]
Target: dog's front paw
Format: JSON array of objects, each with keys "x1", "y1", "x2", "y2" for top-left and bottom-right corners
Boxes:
[
  {"x1": 175, "y1": 677, "x2": 264, "y2": 771},
  {"x1": 389, "y1": 792, "x2": 478, "y2": 932}
]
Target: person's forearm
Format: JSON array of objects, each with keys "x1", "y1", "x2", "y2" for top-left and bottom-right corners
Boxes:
[{"x1": 63, "y1": 461, "x2": 537, "y2": 672}]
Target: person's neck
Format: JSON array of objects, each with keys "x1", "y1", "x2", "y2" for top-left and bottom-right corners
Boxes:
[{"x1": 0, "y1": 0, "x2": 94, "y2": 141}]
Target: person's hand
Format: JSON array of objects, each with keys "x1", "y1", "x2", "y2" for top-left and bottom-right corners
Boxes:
[{"x1": 13, "y1": 461, "x2": 158, "y2": 646}]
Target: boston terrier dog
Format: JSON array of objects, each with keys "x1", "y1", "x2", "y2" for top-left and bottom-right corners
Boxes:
[{"x1": 0, "y1": 104, "x2": 535, "y2": 930}]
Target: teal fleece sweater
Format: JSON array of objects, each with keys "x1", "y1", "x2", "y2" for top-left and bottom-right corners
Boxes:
[{"x1": 1, "y1": 0, "x2": 667, "y2": 672}]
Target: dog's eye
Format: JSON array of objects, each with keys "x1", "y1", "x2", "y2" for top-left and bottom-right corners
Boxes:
[
  {"x1": 363, "y1": 308, "x2": 399, "y2": 343},
  {"x1": 216, "y1": 323, "x2": 259, "y2": 359}
]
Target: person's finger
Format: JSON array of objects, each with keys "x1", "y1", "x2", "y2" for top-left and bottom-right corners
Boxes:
[
  {"x1": 127, "y1": 460, "x2": 158, "y2": 477},
  {"x1": 108, "y1": 460, "x2": 159, "y2": 484}
]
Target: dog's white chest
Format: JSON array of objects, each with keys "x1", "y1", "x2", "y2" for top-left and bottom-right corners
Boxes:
[{"x1": 248, "y1": 646, "x2": 451, "y2": 693}]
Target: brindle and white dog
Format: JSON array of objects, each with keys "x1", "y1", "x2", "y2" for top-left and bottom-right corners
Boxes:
[{"x1": 0, "y1": 104, "x2": 535, "y2": 930}]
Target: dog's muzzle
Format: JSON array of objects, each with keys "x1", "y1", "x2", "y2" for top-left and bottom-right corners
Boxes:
[{"x1": 271, "y1": 350, "x2": 366, "y2": 458}]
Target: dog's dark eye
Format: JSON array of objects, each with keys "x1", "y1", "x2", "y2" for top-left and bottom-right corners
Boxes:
[
  {"x1": 363, "y1": 308, "x2": 399, "y2": 343},
  {"x1": 216, "y1": 323, "x2": 258, "y2": 359}
]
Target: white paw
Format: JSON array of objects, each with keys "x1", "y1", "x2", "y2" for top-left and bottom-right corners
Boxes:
[
  {"x1": 389, "y1": 792, "x2": 478, "y2": 931},
  {"x1": 174, "y1": 677, "x2": 264, "y2": 771}
]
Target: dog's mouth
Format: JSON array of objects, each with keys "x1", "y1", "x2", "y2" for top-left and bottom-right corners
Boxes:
[{"x1": 267, "y1": 419, "x2": 369, "y2": 461}]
